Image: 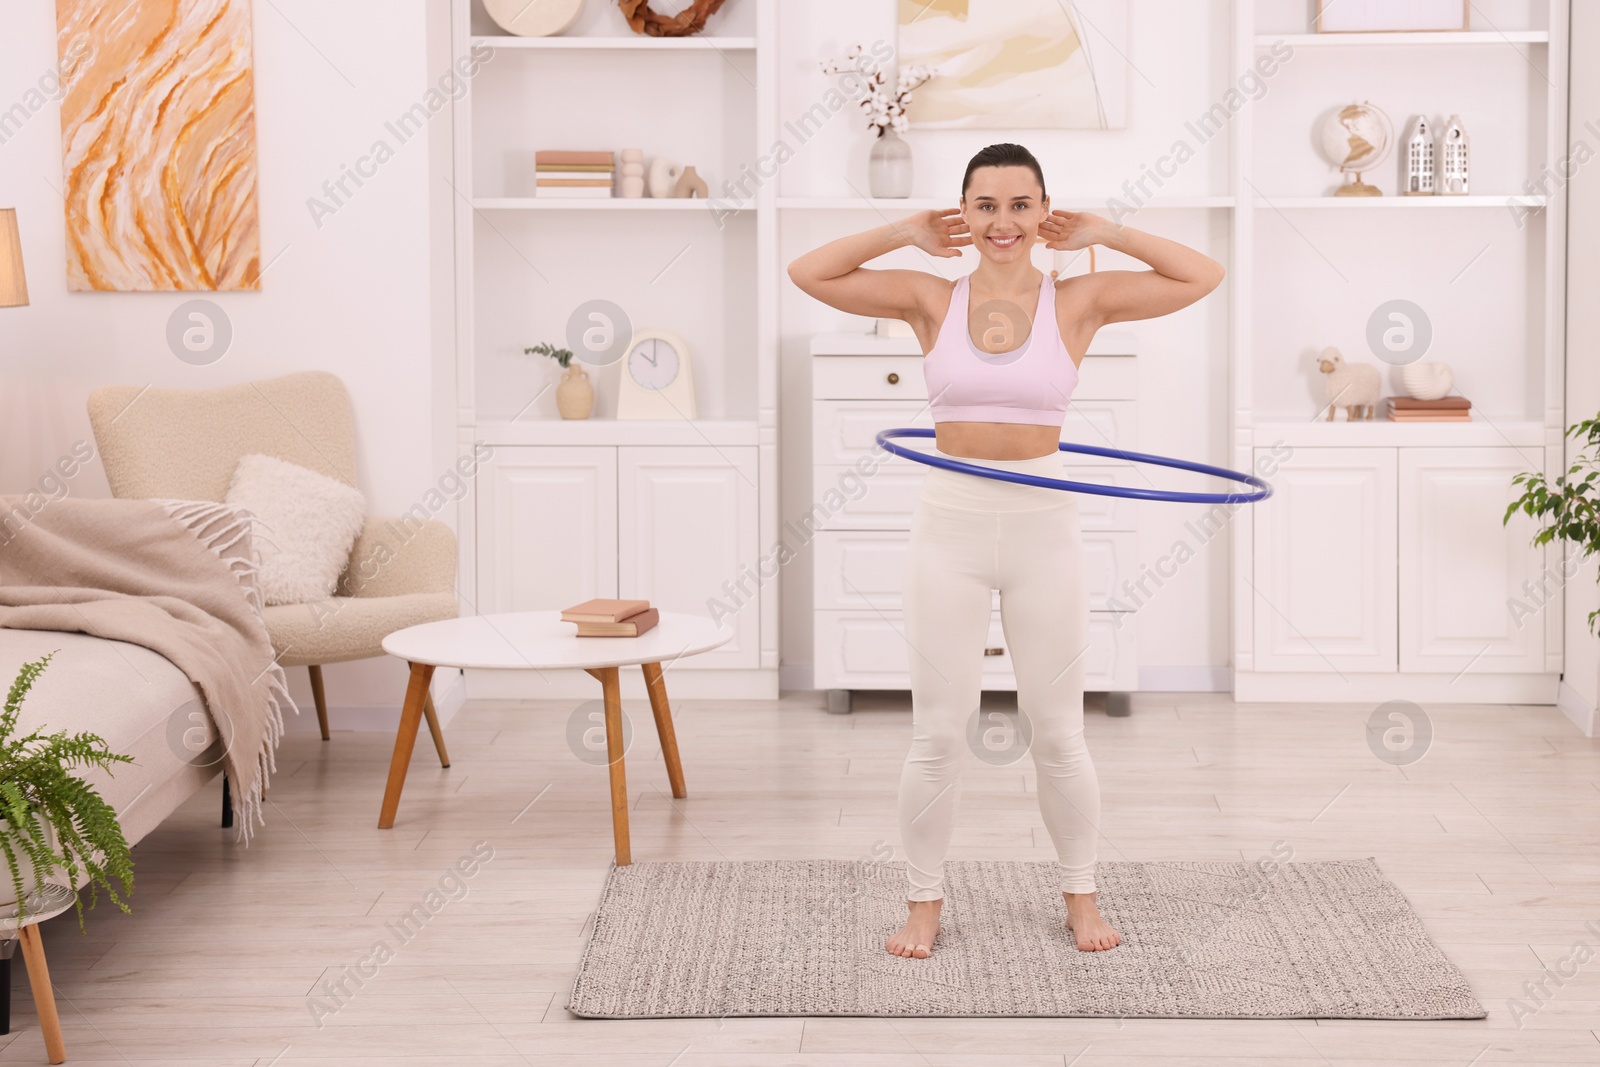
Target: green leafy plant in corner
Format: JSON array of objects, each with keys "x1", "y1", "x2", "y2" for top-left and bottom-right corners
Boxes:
[
  {"x1": 0, "y1": 653, "x2": 135, "y2": 929},
  {"x1": 1506, "y1": 414, "x2": 1600, "y2": 636},
  {"x1": 524, "y1": 341, "x2": 576, "y2": 369}
]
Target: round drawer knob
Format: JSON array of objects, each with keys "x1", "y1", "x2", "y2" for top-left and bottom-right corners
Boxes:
[{"x1": 886, "y1": 372, "x2": 900, "y2": 384}]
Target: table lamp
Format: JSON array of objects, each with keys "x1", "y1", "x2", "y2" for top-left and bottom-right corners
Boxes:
[{"x1": 0, "y1": 209, "x2": 28, "y2": 308}]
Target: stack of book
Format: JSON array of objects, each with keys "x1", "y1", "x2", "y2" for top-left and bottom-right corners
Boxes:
[
  {"x1": 1386, "y1": 396, "x2": 1472, "y2": 422},
  {"x1": 535, "y1": 150, "x2": 614, "y2": 198},
  {"x1": 561, "y1": 597, "x2": 659, "y2": 637}
]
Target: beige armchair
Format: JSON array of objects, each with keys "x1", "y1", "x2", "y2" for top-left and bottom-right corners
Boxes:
[{"x1": 87, "y1": 371, "x2": 457, "y2": 765}]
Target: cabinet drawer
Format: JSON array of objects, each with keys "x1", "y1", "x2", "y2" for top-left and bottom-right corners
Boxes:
[
  {"x1": 814, "y1": 529, "x2": 1140, "y2": 611},
  {"x1": 814, "y1": 356, "x2": 927, "y2": 400},
  {"x1": 814, "y1": 608, "x2": 1136, "y2": 691},
  {"x1": 813, "y1": 462, "x2": 1140, "y2": 531}
]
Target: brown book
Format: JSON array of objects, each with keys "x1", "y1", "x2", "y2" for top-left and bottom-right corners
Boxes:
[
  {"x1": 561, "y1": 597, "x2": 650, "y2": 623},
  {"x1": 575, "y1": 608, "x2": 659, "y2": 637},
  {"x1": 536, "y1": 178, "x2": 613, "y2": 187},
  {"x1": 534, "y1": 150, "x2": 615, "y2": 165},
  {"x1": 535, "y1": 164, "x2": 616, "y2": 172},
  {"x1": 1386, "y1": 412, "x2": 1472, "y2": 422},
  {"x1": 1388, "y1": 396, "x2": 1471, "y2": 410}
]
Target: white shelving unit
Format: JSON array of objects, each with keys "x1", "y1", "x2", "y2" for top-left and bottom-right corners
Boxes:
[
  {"x1": 1231, "y1": 0, "x2": 1569, "y2": 701},
  {"x1": 447, "y1": 0, "x2": 779, "y2": 700}
]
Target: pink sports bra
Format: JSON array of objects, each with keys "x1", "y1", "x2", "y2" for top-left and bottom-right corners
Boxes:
[{"x1": 922, "y1": 272, "x2": 1079, "y2": 427}]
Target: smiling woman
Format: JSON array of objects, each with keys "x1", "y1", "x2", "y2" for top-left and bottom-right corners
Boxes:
[{"x1": 786, "y1": 141, "x2": 1226, "y2": 963}]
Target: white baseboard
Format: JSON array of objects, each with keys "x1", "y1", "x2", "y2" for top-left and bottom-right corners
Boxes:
[
  {"x1": 280, "y1": 667, "x2": 467, "y2": 733},
  {"x1": 1557, "y1": 680, "x2": 1598, "y2": 737},
  {"x1": 1137, "y1": 666, "x2": 1231, "y2": 692},
  {"x1": 781, "y1": 663, "x2": 1230, "y2": 695}
]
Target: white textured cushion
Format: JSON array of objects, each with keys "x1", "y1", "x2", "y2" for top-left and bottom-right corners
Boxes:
[{"x1": 225, "y1": 453, "x2": 366, "y2": 606}]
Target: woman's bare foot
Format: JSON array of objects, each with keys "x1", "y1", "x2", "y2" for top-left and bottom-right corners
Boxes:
[
  {"x1": 886, "y1": 898, "x2": 943, "y2": 958},
  {"x1": 1064, "y1": 891, "x2": 1121, "y2": 951}
]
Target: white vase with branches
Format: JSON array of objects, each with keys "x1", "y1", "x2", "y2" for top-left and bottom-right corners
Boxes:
[{"x1": 822, "y1": 44, "x2": 937, "y2": 198}]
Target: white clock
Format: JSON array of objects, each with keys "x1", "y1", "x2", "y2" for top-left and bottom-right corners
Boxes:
[{"x1": 617, "y1": 328, "x2": 698, "y2": 420}]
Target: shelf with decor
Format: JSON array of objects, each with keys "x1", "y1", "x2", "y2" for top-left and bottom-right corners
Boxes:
[
  {"x1": 1231, "y1": 0, "x2": 1568, "y2": 703},
  {"x1": 447, "y1": 0, "x2": 778, "y2": 699}
]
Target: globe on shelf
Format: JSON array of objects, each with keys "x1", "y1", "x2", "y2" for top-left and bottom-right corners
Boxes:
[{"x1": 1319, "y1": 100, "x2": 1395, "y2": 197}]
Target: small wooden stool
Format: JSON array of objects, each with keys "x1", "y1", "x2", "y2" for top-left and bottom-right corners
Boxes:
[{"x1": 0, "y1": 883, "x2": 74, "y2": 1064}]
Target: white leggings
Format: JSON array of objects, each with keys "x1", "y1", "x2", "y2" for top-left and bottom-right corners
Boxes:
[{"x1": 899, "y1": 446, "x2": 1100, "y2": 900}]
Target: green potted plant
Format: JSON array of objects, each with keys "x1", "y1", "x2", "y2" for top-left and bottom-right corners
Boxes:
[
  {"x1": 1506, "y1": 414, "x2": 1600, "y2": 635},
  {"x1": 524, "y1": 341, "x2": 594, "y2": 420},
  {"x1": 0, "y1": 653, "x2": 135, "y2": 929}
]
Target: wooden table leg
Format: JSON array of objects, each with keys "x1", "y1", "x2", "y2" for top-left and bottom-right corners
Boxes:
[
  {"x1": 584, "y1": 665, "x2": 631, "y2": 865},
  {"x1": 379, "y1": 662, "x2": 435, "y2": 829},
  {"x1": 17, "y1": 924, "x2": 63, "y2": 1064},
  {"x1": 640, "y1": 660, "x2": 687, "y2": 799},
  {"x1": 422, "y1": 692, "x2": 451, "y2": 768}
]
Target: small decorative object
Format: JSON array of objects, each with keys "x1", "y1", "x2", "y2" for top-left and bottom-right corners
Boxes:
[
  {"x1": 619, "y1": 148, "x2": 645, "y2": 198},
  {"x1": 821, "y1": 44, "x2": 937, "y2": 198},
  {"x1": 1400, "y1": 360, "x2": 1454, "y2": 400},
  {"x1": 535, "y1": 150, "x2": 614, "y2": 199},
  {"x1": 1315, "y1": 346, "x2": 1381, "y2": 421},
  {"x1": 1438, "y1": 115, "x2": 1470, "y2": 195},
  {"x1": 673, "y1": 166, "x2": 708, "y2": 199},
  {"x1": 1403, "y1": 116, "x2": 1435, "y2": 195},
  {"x1": 646, "y1": 156, "x2": 682, "y2": 199},
  {"x1": 618, "y1": 0, "x2": 726, "y2": 37},
  {"x1": 483, "y1": 0, "x2": 583, "y2": 36},
  {"x1": 1316, "y1": 0, "x2": 1468, "y2": 32},
  {"x1": 1506, "y1": 413, "x2": 1600, "y2": 637},
  {"x1": 1318, "y1": 100, "x2": 1394, "y2": 196},
  {"x1": 617, "y1": 329, "x2": 698, "y2": 420},
  {"x1": 0, "y1": 654, "x2": 135, "y2": 928},
  {"x1": 525, "y1": 341, "x2": 594, "y2": 419}
]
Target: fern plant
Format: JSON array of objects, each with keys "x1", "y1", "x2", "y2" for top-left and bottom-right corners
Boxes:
[
  {"x1": 1506, "y1": 414, "x2": 1600, "y2": 636},
  {"x1": 0, "y1": 653, "x2": 135, "y2": 929}
]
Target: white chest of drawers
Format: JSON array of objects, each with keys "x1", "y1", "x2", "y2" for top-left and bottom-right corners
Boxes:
[{"x1": 809, "y1": 331, "x2": 1140, "y2": 714}]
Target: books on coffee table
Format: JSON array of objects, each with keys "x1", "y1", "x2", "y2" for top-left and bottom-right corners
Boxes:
[{"x1": 560, "y1": 597, "x2": 658, "y2": 637}]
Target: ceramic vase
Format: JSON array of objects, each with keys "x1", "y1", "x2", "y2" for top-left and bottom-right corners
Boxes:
[
  {"x1": 556, "y1": 363, "x2": 594, "y2": 419},
  {"x1": 868, "y1": 128, "x2": 912, "y2": 198}
]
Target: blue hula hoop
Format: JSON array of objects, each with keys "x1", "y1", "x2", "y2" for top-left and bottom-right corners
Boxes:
[{"x1": 874, "y1": 428, "x2": 1273, "y2": 504}]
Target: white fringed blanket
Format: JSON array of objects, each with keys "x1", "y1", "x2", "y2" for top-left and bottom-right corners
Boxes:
[{"x1": 0, "y1": 497, "x2": 293, "y2": 839}]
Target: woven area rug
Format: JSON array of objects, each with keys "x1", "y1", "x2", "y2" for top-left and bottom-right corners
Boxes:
[{"x1": 566, "y1": 858, "x2": 1485, "y2": 1019}]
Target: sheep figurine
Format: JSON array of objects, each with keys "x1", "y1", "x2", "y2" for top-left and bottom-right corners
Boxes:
[{"x1": 1315, "y1": 346, "x2": 1380, "y2": 421}]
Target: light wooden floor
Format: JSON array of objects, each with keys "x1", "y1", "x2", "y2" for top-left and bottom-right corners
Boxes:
[{"x1": 1, "y1": 687, "x2": 1597, "y2": 1065}]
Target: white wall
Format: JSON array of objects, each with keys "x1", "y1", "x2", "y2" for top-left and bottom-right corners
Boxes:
[
  {"x1": 1562, "y1": 0, "x2": 1599, "y2": 732},
  {"x1": 0, "y1": 0, "x2": 451, "y2": 718}
]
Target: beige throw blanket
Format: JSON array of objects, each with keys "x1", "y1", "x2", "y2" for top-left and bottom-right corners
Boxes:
[{"x1": 0, "y1": 497, "x2": 293, "y2": 840}]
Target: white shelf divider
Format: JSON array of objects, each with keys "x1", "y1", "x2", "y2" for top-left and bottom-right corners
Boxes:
[
  {"x1": 472, "y1": 35, "x2": 757, "y2": 50},
  {"x1": 1254, "y1": 31, "x2": 1548, "y2": 47}
]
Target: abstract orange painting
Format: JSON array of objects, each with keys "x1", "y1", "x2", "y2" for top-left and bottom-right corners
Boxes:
[{"x1": 55, "y1": 0, "x2": 262, "y2": 291}]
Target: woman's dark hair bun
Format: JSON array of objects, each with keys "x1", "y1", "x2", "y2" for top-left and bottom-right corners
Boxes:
[{"x1": 961, "y1": 143, "x2": 1046, "y2": 200}]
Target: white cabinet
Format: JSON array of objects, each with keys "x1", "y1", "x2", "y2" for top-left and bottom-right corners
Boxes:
[
  {"x1": 1250, "y1": 444, "x2": 1547, "y2": 681},
  {"x1": 618, "y1": 447, "x2": 760, "y2": 670},
  {"x1": 476, "y1": 444, "x2": 760, "y2": 669},
  {"x1": 1399, "y1": 448, "x2": 1546, "y2": 674},
  {"x1": 1251, "y1": 448, "x2": 1397, "y2": 672},
  {"x1": 809, "y1": 331, "x2": 1141, "y2": 710},
  {"x1": 478, "y1": 447, "x2": 617, "y2": 615}
]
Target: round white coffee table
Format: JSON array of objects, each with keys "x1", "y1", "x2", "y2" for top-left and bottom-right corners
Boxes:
[{"x1": 380, "y1": 610, "x2": 732, "y2": 863}]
